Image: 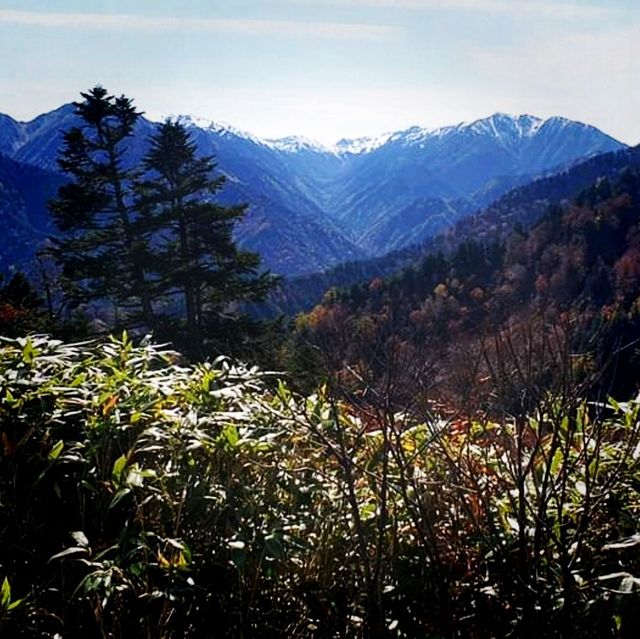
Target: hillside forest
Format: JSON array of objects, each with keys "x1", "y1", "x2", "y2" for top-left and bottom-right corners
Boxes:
[{"x1": 1, "y1": 88, "x2": 640, "y2": 638}]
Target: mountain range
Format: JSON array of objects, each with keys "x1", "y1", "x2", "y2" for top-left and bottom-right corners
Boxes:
[
  {"x1": 0, "y1": 104, "x2": 626, "y2": 276},
  {"x1": 267, "y1": 144, "x2": 640, "y2": 315}
]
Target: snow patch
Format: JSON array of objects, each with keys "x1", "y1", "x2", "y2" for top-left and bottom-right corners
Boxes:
[
  {"x1": 263, "y1": 135, "x2": 331, "y2": 154},
  {"x1": 153, "y1": 111, "x2": 598, "y2": 157},
  {"x1": 159, "y1": 114, "x2": 265, "y2": 146},
  {"x1": 332, "y1": 132, "x2": 394, "y2": 155}
]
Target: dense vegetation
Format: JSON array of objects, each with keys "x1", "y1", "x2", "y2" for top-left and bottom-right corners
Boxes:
[
  {"x1": 1, "y1": 335, "x2": 639, "y2": 637},
  {"x1": 290, "y1": 169, "x2": 640, "y2": 404}
]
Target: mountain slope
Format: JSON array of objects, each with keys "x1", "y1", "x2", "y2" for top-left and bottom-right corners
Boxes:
[
  {"x1": 0, "y1": 109, "x2": 363, "y2": 276},
  {"x1": 318, "y1": 114, "x2": 625, "y2": 252},
  {"x1": 171, "y1": 116, "x2": 364, "y2": 274},
  {"x1": 290, "y1": 161, "x2": 640, "y2": 406},
  {"x1": 0, "y1": 114, "x2": 25, "y2": 155},
  {"x1": 0, "y1": 106, "x2": 627, "y2": 275},
  {"x1": 0, "y1": 153, "x2": 65, "y2": 273},
  {"x1": 267, "y1": 144, "x2": 640, "y2": 316}
]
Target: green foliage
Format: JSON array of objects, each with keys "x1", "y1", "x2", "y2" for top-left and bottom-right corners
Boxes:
[
  {"x1": 135, "y1": 120, "x2": 276, "y2": 358},
  {"x1": 0, "y1": 335, "x2": 639, "y2": 637},
  {"x1": 48, "y1": 86, "x2": 153, "y2": 327}
]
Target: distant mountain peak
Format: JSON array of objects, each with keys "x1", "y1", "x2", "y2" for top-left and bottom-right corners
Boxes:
[
  {"x1": 0, "y1": 101, "x2": 629, "y2": 277},
  {"x1": 148, "y1": 111, "x2": 617, "y2": 161},
  {"x1": 375, "y1": 113, "x2": 616, "y2": 156},
  {"x1": 332, "y1": 133, "x2": 394, "y2": 155},
  {"x1": 23, "y1": 102, "x2": 77, "y2": 122},
  {"x1": 263, "y1": 135, "x2": 330, "y2": 155},
  {"x1": 462, "y1": 112, "x2": 602, "y2": 139},
  {"x1": 160, "y1": 113, "x2": 266, "y2": 146},
  {"x1": 265, "y1": 133, "x2": 395, "y2": 156}
]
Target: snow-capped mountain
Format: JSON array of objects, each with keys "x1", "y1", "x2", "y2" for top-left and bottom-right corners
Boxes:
[
  {"x1": 317, "y1": 113, "x2": 624, "y2": 251},
  {"x1": 332, "y1": 133, "x2": 394, "y2": 156},
  {"x1": 0, "y1": 107, "x2": 365, "y2": 276},
  {"x1": 0, "y1": 107, "x2": 626, "y2": 275},
  {"x1": 263, "y1": 135, "x2": 330, "y2": 155},
  {"x1": 169, "y1": 114, "x2": 270, "y2": 148},
  {"x1": 381, "y1": 113, "x2": 620, "y2": 166}
]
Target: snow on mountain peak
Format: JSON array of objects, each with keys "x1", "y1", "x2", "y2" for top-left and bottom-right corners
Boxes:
[
  {"x1": 160, "y1": 114, "x2": 265, "y2": 145},
  {"x1": 332, "y1": 132, "x2": 394, "y2": 155},
  {"x1": 263, "y1": 135, "x2": 331, "y2": 154},
  {"x1": 154, "y1": 111, "x2": 603, "y2": 159},
  {"x1": 369, "y1": 113, "x2": 597, "y2": 154},
  {"x1": 463, "y1": 113, "x2": 544, "y2": 139},
  {"x1": 264, "y1": 132, "x2": 394, "y2": 156}
]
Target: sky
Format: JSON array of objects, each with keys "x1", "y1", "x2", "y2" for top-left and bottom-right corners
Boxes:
[{"x1": 0, "y1": 0, "x2": 638, "y2": 145}]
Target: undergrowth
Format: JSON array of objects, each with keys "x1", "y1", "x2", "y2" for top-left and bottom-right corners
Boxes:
[{"x1": 0, "y1": 335, "x2": 639, "y2": 637}]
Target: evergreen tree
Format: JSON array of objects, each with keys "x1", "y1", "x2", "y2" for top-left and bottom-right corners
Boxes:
[
  {"x1": 136, "y1": 120, "x2": 275, "y2": 357},
  {"x1": 48, "y1": 86, "x2": 153, "y2": 328}
]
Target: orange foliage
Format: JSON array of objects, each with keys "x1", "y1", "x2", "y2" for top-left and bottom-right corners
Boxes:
[{"x1": 614, "y1": 247, "x2": 640, "y2": 293}]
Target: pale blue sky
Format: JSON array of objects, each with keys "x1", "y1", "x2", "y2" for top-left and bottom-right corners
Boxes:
[{"x1": 0, "y1": 1, "x2": 638, "y2": 144}]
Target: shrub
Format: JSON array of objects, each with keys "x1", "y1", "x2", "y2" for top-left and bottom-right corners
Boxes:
[{"x1": 0, "y1": 335, "x2": 639, "y2": 637}]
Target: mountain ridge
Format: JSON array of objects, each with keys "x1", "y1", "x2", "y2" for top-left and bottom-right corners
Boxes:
[
  {"x1": 159, "y1": 111, "x2": 626, "y2": 158},
  {"x1": 0, "y1": 104, "x2": 627, "y2": 275},
  {"x1": 265, "y1": 144, "x2": 640, "y2": 316}
]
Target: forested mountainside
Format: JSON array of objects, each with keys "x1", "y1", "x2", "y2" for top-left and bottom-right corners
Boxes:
[
  {"x1": 289, "y1": 165, "x2": 640, "y2": 403},
  {"x1": 0, "y1": 107, "x2": 624, "y2": 276},
  {"x1": 0, "y1": 153, "x2": 65, "y2": 273},
  {"x1": 269, "y1": 144, "x2": 640, "y2": 315}
]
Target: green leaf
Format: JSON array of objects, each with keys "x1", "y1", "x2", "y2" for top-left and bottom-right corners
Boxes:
[
  {"x1": 224, "y1": 425, "x2": 239, "y2": 447},
  {"x1": 7, "y1": 598, "x2": 23, "y2": 612},
  {"x1": 603, "y1": 534, "x2": 640, "y2": 550},
  {"x1": 48, "y1": 440, "x2": 64, "y2": 461},
  {"x1": 71, "y1": 531, "x2": 90, "y2": 548},
  {"x1": 112, "y1": 454, "x2": 127, "y2": 483},
  {"x1": 550, "y1": 448, "x2": 564, "y2": 476},
  {"x1": 109, "y1": 488, "x2": 132, "y2": 509},
  {"x1": 126, "y1": 465, "x2": 144, "y2": 488},
  {"x1": 22, "y1": 338, "x2": 36, "y2": 365},
  {"x1": 360, "y1": 503, "x2": 377, "y2": 521},
  {"x1": 620, "y1": 576, "x2": 640, "y2": 593},
  {"x1": 1, "y1": 577, "x2": 10, "y2": 607},
  {"x1": 264, "y1": 534, "x2": 284, "y2": 560}
]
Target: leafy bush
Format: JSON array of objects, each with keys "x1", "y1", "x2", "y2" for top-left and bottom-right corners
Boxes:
[{"x1": 0, "y1": 335, "x2": 639, "y2": 637}]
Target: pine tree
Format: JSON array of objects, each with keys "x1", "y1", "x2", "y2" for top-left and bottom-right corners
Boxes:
[
  {"x1": 48, "y1": 86, "x2": 153, "y2": 328},
  {"x1": 136, "y1": 120, "x2": 275, "y2": 357}
]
